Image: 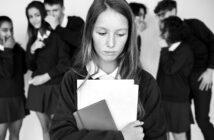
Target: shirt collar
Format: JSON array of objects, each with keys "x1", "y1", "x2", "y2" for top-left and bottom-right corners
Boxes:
[
  {"x1": 61, "y1": 14, "x2": 68, "y2": 28},
  {"x1": 37, "y1": 30, "x2": 51, "y2": 41},
  {"x1": 168, "y1": 41, "x2": 181, "y2": 51},
  {"x1": 86, "y1": 61, "x2": 120, "y2": 80},
  {"x1": 0, "y1": 44, "x2": 4, "y2": 51}
]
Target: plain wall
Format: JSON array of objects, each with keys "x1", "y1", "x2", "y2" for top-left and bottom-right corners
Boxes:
[{"x1": 0, "y1": 0, "x2": 213, "y2": 140}]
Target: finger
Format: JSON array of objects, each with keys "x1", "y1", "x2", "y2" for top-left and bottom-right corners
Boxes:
[
  {"x1": 205, "y1": 84, "x2": 209, "y2": 91},
  {"x1": 131, "y1": 120, "x2": 144, "y2": 127},
  {"x1": 136, "y1": 126, "x2": 144, "y2": 133},
  {"x1": 139, "y1": 133, "x2": 145, "y2": 139},
  {"x1": 28, "y1": 79, "x2": 34, "y2": 84},
  {"x1": 199, "y1": 82, "x2": 205, "y2": 91},
  {"x1": 209, "y1": 83, "x2": 212, "y2": 89},
  {"x1": 197, "y1": 75, "x2": 203, "y2": 81}
]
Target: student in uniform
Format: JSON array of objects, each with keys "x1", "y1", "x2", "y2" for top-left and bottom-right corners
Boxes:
[
  {"x1": 0, "y1": 16, "x2": 28, "y2": 140},
  {"x1": 154, "y1": 1, "x2": 214, "y2": 140},
  {"x1": 129, "y1": 2, "x2": 147, "y2": 52},
  {"x1": 50, "y1": 0, "x2": 167, "y2": 140},
  {"x1": 44, "y1": 0, "x2": 84, "y2": 65},
  {"x1": 156, "y1": 16, "x2": 194, "y2": 140},
  {"x1": 25, "y1": 1, "x2": 70, "y2": 140}
]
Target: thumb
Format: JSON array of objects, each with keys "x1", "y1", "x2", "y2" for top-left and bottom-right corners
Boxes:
[{"x1": 131, "y1": 120, "x2": 144, "y2": 127}]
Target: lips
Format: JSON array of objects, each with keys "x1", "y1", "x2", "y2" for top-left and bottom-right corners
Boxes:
[{"x1": 104, "y1": 51, "x2": 116, "y2": 55}]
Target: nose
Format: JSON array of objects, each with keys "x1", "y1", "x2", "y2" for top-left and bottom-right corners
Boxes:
[
  {"x1": 7, "y1": 30, "x2": 12, "y2": 37},
  {"x1": 47, "y1": 11, "x2": 54, "y2": 16},
  {"x1": 107, "y1": 34, "x2": 115, "y2": 48}
]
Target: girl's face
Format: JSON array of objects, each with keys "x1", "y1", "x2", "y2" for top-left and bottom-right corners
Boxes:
[
  {"x1": 28, "y1": 7, "x2": 42, "y2": 29},
  {"x1": 92, "y1": 8, "x2": 128, "y2": 66},
  {"x1": 0, "y1": 21, "x2": 13, "y2": 44}
]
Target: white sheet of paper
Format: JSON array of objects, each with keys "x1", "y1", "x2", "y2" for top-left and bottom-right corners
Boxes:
[{"x1": 77, "y1": 79, "x2": 138, "y2": 130}]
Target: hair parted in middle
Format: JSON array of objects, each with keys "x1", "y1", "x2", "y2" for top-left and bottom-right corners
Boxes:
[
  {"x1": 25, "y1": 1, "x2": 51, "y2": 48},
  {"x1": 75, "y1": 0, "x2": 141, "y2": 80}
]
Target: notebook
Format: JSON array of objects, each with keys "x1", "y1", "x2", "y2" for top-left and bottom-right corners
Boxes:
[{"x1": 73, "y1": 100, "x2": 117, "y2": 130}]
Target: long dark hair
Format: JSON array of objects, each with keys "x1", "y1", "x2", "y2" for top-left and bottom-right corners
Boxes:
[
  {"x1": 25, "y1": 1, "x2": 51, "y2": 47},
  {"x1": 75, "y1": 0, "x2": 141, "y2": 79},
  {"x1": 74, "y1": 0, "x2": 144, "y2": 117},
  {"x1": 161, "y1": 16, "x2": 187, "y2": 43}
]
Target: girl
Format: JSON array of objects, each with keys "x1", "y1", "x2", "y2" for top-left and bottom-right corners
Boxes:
[
  {"x1": 51, "y1": 0, "x2": 166, "y2": 140},
  {"x1": 0, "y1": 16, "x2": 28, "y2": 140},
  {"x1": 157, "y1": 16, "x2": 194, "y2": 140},
  {"x1": 25, "y1": 1, "x2": 70, "y2": 140}
]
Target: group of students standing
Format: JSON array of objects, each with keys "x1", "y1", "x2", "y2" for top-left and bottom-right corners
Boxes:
[
  {"x1": 0, "y1": 0, "x2": 214, "y2": 140},
  {"x1": 0, "y1": 0, "x2": 84, "y2": 140}
]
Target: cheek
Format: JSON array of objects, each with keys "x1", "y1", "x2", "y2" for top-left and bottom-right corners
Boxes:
[
  {"x1": 92, "y1": 33, "x2": 105, "y2": 50},
  {"x1": 116, "y1": 36, "x2": 128, "y2": 51}
]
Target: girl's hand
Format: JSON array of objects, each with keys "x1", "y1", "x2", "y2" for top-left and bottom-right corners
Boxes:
[
  {"x1": 29, "y1": 73, "x2": 51, "y2": 86},
  {"x1": 198, "y1": 68, "x2": 213, "y2": 91},
  {"x1": 0, "y1": 36, "x2": 15, "y2": 49},
  {"x1": 45, "y1": 15, "x2": 59, "y2": 30},
  {"x1": 121, "y1": 120, "x2": 144, "y2": 140},
  {"x1": 31, "y1": 39, "x2": 45, "y2": 54}
]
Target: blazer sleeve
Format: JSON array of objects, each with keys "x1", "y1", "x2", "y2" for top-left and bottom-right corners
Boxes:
[
  {"x1": 48, "y1": 35, "x2": 71, "y2": 79},
  {"x1": 190, "y1": 19, "x2": 214, "y2": 68},
  {"x1": 0, "y1": 48, "x2": 14, "y2": 78},
  {"x1": 16, "y1": 44, "x2": 27, "y2": 74},
  {"x1": 159, "y1": 45, "x2": 193, "y2": 75},
  {"x1": 54, "y1": 17, "x2": 84, "y2": 48},
  {"x1": 25, "y1": 43, "x2": 37, "y2": 71},
  {"x1": 139, "y1": 71, "x2": 167, "y2": 140},
  {"x1": 50, "y1": 71, "x2": 124, "y2": 140}
]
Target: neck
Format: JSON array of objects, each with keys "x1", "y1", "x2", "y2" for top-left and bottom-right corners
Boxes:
[{"x1": 96, "y1": 60, "x2": 117, "y2": 74}]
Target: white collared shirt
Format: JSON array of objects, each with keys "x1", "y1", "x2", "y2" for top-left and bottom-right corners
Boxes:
[
  {"x1": 168, "y1": 42, "x2": 181, "y2": 52},
  {"x1": 86, "y1": 61, "x2": 120, "y2": 80},
  {"x1": 37, "y1": 30, "x2": 51, "y2": 41},
  {"x1": 0, "y1": 44, "x2": 4, "y2": 51},
  {"x1": 61, "y1": 14, "x2": 68, "y2": 28}
]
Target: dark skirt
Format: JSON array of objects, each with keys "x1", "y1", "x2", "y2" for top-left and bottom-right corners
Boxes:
[
  {"x1": 163, "y1": 101, "x2": 191, "y2": 133},
  {"x1": 0, "y1": 96, "x2": 28, "y2": 123},
  {"x1": 26, "y1": 84, "x2": 60, "y2": 115}
]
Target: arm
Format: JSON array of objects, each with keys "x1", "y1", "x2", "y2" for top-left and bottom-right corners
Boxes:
[
  {"x1": 54, "y1": 17, "x2": 84, "y2": 48},
  {"x1": 25, "y1": 42, "x2": 37, "y2": 71},
  {"x1": 47, "y1": 35, "x2": 71, "y2": 79},
  {"x1": 0, "y1": 48, "x2": 14, "y2": 78},
  {"x1": 159, "y1": 45, "x2": 193, "y2": 75},
  {"x1": 190, "y1": 19, "x2": 214, "y2": 68},
  {"x1": 50, "y1": 71, "x2": 124, "y2": 140},
  {"x1": 139, "y1": 71, "x2": 167, "y2": 140},
  {"x1": 16, "y1": 44, "x2": 27, "y2": 74}
]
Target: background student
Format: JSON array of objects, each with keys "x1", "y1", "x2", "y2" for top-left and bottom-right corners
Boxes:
[
  {"x1": 0, "y1": 16, "x2": 28, "y2": 140},
  {"x1": 50, "y1": 0, "x2": 167, "y2": 140},
  {"x1": 154, "y1": 1, "x2": 214, "y2": 140},
  {"x1": 25, "y1": 1, "x2": 70, "y2": 140},
  {"x1": 129, "y1": 2, "x2": 147, "y2": 52},
  {"x1": 157, "y1": 16, "x2": 194, "y2": 140},
  {"x1": 44, "y1": 0, "x2": 84, "y2": 65}
]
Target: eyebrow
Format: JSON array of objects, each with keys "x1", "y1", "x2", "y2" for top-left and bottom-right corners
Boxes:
[{"x1": 95, "y1": 26, "x2": 128, "y2": 31}]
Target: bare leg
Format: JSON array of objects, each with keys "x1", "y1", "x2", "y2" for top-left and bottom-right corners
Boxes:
[
  {"x1": 8, "y1": 119, "x2": 23, "y2": 140},
  {"x1": 36, "y1": 112, "x2": 51, "y2": 140},
  {"x1": 0, "y1": 123, "x2": 8, "y2": 140},
  {"x1": 172, "y1": 132, "x2": 187, "y2": 140}
]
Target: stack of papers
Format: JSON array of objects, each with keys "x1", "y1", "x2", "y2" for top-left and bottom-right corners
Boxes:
[{"x1": 77, "y1": 79, "x2": 139, "y2": 130}]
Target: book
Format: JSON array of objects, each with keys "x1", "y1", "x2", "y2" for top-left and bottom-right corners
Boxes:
[
  {"x1": 77, "y1": 79, "x2": 139, "y2": 130},
  {"x1": 73, "y1": 100, "x2": 118, "y2": 131}
]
